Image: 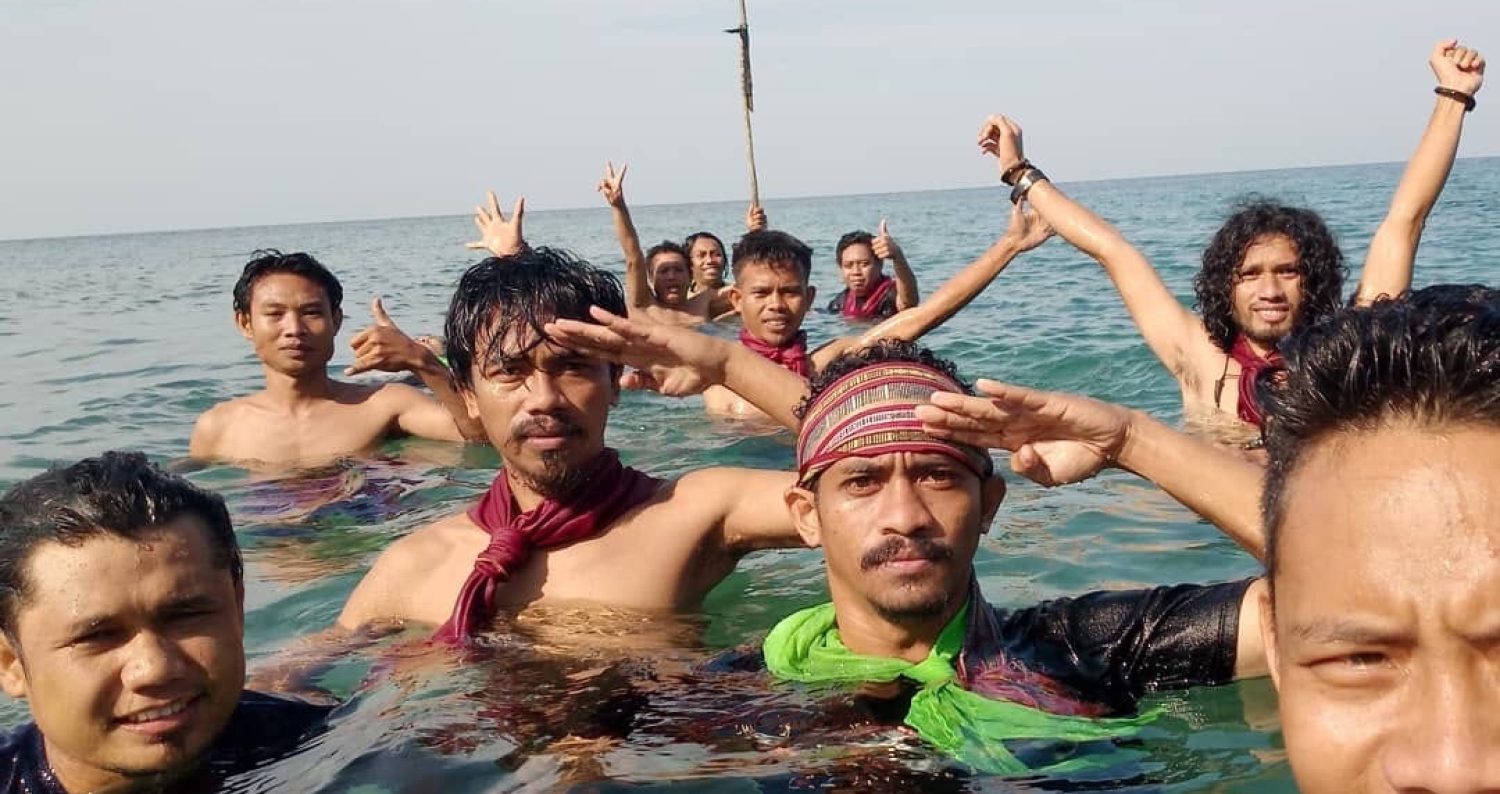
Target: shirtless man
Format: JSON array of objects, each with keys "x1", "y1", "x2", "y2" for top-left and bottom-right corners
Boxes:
[
  {"x1": 826, "y1": 221, "x2": 919, "y2": 321},
  {"x1": 979, "y1": 39, "x2": 1485, "y2": 430},
  {"x1": 598, "y1": 163, "x2": 735, "y2": 325},
  {"x1": 336, "y1": 246, "x2": 815, "y2": 637},
  {"x1": 703, "y1": 199, "x2": 1053, "y2": 418},
  {"x1": 189, "y1": 250, "x2": 484, "y2": 466}
]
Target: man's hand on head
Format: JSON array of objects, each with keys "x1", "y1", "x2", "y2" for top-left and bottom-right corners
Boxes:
[
  {"x1": 1432, "y1": 38, "x2": 1486, "y2": 96},
  {"x1": 346, "y1": 297, "x2": 431, "y2": 376},
  {"x1": 465, "y1": 190, "x2": 527, "y2": 257},
  {"x1": 545, "y1": 306, "x2": 729, "y2": 397},
  {"x1": 915, "y1": 379, "x2": 1131, "y2": 487}
]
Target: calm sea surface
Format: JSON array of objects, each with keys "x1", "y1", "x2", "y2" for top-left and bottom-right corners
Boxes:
[{"x1": 2, "y1": 159, "x2": 1497, "y2": 791}]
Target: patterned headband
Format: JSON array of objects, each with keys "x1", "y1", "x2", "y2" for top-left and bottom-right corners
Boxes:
[{"x1": 795, "y1": 362, "x2": 993, "y2": 486}]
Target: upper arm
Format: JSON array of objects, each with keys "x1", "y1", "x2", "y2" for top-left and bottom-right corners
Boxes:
[
  {"x1": 612, "y1": 207, "x2": 652, "y2": 310},
  {"x1": 337, "y1": 537, "x2": 421, "y2": 630},
  {"x1": 690, "y1": 468, "x2": 805, "y2": 555},
  {"x1": 188, "y1": 407, "x2": 225, "y2": 458},
  {"x1": 1232, "y1": 578, "x2": 1269, "y2": 680},
  {"x1": 386, "y1": 384, "x2": 466, "y2": 442}
]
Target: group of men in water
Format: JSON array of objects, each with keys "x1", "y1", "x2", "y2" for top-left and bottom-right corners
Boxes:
[{"x1": 0, "y1": 39, "x2": 1494, "y2": 793}]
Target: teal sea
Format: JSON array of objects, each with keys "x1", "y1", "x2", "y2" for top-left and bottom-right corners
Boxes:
[{"x1": 1, "y1": 158, "x2": 1497, "y2": 791}]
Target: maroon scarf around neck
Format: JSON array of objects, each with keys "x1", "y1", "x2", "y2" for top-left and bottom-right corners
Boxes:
[
  {"x1": 841, "y1": 275, "x2": 895, "y2": 320},
  {"x1": 1229, "y1": 335, "x2": 1285, "y2": 427},
  {"x1": 433, "y1": 449, "x2": 661, "y2": 642},
  {"x1": 738, "y1": 327, "x2": 811, "y2": 377}
]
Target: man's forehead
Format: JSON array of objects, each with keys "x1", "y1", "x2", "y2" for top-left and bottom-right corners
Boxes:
[
  {"x1": 482, "y1": 320, "x2": 594, "y2": 362},
  {"x1": 738, "y1": 260, "x2": 806, "y2": 287},
  {"x1": 825, "y1": 450, "x2": 970, "y2": 474},
  {"x1": 251, "y1": 273, "x2": 330, "y2": 303},
  {"x1": 20, "y1": 530, "x2": 223, "y2": 617}
]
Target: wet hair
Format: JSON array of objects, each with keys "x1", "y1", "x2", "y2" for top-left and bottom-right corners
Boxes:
[
  {"x1": 1260, "y1": 284, "x2": 1500, "y2": 585},
  {"x1": 731, "y1": 230, "x2": 814, "y2": 281},
  {"x1": 1194, "y1": 200, "x2": 1346, "y2": 351},
  {"x1": 0, "y1": 451, "x2": 242, "y2": 637},
  {"x1": 795, "y1": 339, "x2": 974, "y2": 421},
  {"x1": 835, "y1": 231, "x2": 875, "y2": 263},
  {"x1": 645, "y1": 241, "x2": 690, "y2": 271},
  {"x1": 444, "y1": 247, "x2": 627, "y2": 390},
  {"x1": 683, "y1": 231, "x2": 725, "y2": 259},
  {"x1": 231, "y1": 249, "x2": 344, "y2": 316}
]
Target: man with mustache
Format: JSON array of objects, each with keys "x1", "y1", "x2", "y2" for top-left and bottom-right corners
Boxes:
[
  {"x1": 0, "y1": 452, "x2": 331, "y2": 792},
  {"x1": 979, "y1": 40, "x2": 1484, "y2": 431},
  {"x1": 336, "y1": 244, "x2": 818, "y2": 639},
  {"x1": 190, "y1": 249, "x2": 485, "y2": 465},
  {"x1": 827, "y1": 221, "x2": 919, "y2": 322}
]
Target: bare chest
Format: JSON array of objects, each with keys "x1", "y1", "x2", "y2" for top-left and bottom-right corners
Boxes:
[{"x1": 219, "y1": 402, "x2": 394, "y2": 462}]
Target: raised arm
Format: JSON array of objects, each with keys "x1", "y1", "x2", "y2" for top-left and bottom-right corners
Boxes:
[
  {"x1": 545, "y1": 306, "x2": 809, "y2": 430},
  {"x1": 915, "y1": 379, "x2": 1266, "y2": 561},
  {"x1": 346, "y1": 297, "x2": 486, "y2": 442},
  {"x1": 814, "y1": 201, "x2": 1051, "y2": 367},
  {"x1": 978, "y1": 115, "x2": 1206, "y2": 374},
  {"x1": 596, "y1": 163, "x2": 652, "y2": 312},
  {"x1": 464, "y1": 190, "x2": 527, "y2": 257},
  {"x1": 1355, "y1": 39, "x2": 1486, "y2": 305},
  {"x1": 872, "y1": 219, "x2": 919, "y2": 311}
]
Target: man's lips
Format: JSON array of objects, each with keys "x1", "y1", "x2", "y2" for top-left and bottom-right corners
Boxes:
[{"x1": 115, "y1": 695, "x2": 201, "y2": 736}]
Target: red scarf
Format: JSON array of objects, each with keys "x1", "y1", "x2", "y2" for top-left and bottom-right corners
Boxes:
[
  {"x1": 840, "y1": 275, "x2": 895, "y2": 320},
  {"x1": 738, "y1": 328, "x2": 811, "y2": 377},
  {"x1": 433, "y1": 450, "x2": 661, "y2": 642},
  {"x1": 1229, "y1": 335, "x2": 1285, "y2": 427}
]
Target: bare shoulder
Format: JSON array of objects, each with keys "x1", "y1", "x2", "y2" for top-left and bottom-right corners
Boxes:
[
  {"x1": 189, "y1": 396, "x2": 256, "y2": 455},
  {"x1": 338, "y1": 512, "x2": 484, "y2": 628}
]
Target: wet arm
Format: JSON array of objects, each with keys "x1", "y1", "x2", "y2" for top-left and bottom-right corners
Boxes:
[
  {"x1": 401, "y1": 353, "x2": 486, "y2": 442},
  {"x1": 1116, "y1": 409, "x2": 1266, "y2": 561},
  {"x1": 701, "y1": 467, "x2": 807, "y2": 554},
  {"x1": 1355, "y1": 98, "x2": 1470, "y2": 304},
  {"x1": 1024, "y1": 180, "x2": 1205, "y2": 372},
  {"x1": 1232, "y1": 580, "x2": 1270, "y2": 680}
]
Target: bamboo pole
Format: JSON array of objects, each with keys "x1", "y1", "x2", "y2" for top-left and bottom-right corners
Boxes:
[{"x1": 725, "y1": 0, "x2": 760, "y2": 206}]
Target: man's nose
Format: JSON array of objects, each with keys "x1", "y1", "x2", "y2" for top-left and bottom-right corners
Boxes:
[
  {"x1": 120, "y1": 631, "x2": 190, "y2": 692},
  {"x1": 876, "y1": 476, "x2": 939, "y2": 537},
  {"x1": 1380, "y1": 665, "x2": 1500, "y2": 793}
]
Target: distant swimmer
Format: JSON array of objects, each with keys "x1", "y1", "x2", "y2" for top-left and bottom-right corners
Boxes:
[
  {"x1": 699, "y1": 198, "x2": 1052, "y2": 420},
  {"x1": 335, "y1": 245, "x2": 818, "y2": 640},
  {"x1": 597, "y1": 163, "x2": 735, "y2": 325},
  {"x1": 978, "y1": 39, "x2": 1485, "y2": 431},
  {"x1": 0, "y1": 453, "x2": 332, "y2": 793},
  {"x1": 189, "y1": 250, "x2": 485, "y2": 466},
  {"x1": 826, "y1": 221, "x2": 919, "y2": 321}
]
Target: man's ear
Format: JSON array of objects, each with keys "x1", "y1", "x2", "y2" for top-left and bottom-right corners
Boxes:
[
  {"x1": 332, "y1": 308, "x2": 344, "y2": 334},
  {"x1": 235, "y1": 311, "x2": 253, "y2": 340},
  {"x1": 806, "y1": 284, "x2": 817, "y2": 304},
  {"x1": 609, "y1": 365, "x2": 623, "y2": 406},
  {"x1": 1259, "y1": 582, "x2": 1282, "y2": 691},
  {"x1": 978, "y1": 473, "x2": 1007, "y2": 535},
  {"x1": 0, "y1": 632, "x2": 29, "y2": 700},
  {"x1": 784, "y1": 485, "x2": 823, "y2": 549},
  {"x1": 729, "y1": 286, "x2": 744, "y2": 314},
  {"x1": 460, "y1": 386, "x2": 481, "y2": 421}
]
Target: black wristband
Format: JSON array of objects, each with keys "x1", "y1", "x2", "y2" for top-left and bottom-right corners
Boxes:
[
  {"x1": 1009, "y1": 168, "x2": 1048, "y2": 205},
  {"x1": 1435, "y1": 86, "x2": 1476, "y2": 112},
  {"x1": 1000, "y1": 159, "x2": 1031, "y2": 186}
]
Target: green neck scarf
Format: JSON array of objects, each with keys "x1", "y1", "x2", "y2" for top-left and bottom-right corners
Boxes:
[{"x1": 763, "y1": 600, "x2": 1157, "y2": 775}]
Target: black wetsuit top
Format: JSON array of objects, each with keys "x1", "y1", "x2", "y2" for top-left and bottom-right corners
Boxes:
[
  {"x1": 0, "y1": 691, "x2": 332, "y2": 793},
  {"x1": 826, "y1": 287, "x2": 899, "y2": 320}
]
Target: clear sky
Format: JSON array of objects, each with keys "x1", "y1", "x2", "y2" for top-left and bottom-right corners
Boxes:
[{"x1": 2, "y1": 0, "x2": 1496, "y2": 240}]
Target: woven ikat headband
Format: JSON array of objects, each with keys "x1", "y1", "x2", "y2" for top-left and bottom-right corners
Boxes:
[{"x1": 795, "y1": 363, "x2": 993, "y2": 486}]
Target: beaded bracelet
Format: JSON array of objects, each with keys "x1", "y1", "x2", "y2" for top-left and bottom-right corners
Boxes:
[{"x1": 1435, "y1": 86, "x2": 1476, "y2": 112}]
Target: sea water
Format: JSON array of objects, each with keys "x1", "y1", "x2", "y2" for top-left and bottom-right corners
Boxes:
[{"x1": 1, "y1": 159, "x2": 1497, "y2": 791}]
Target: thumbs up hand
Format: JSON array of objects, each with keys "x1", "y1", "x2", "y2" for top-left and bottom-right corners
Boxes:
[
  {"x1": 870, "y1": 218, "x2": 903, "y2": 262},
  {"x1": 346, "y1": 296, "x2": 431, "y2": 376}
]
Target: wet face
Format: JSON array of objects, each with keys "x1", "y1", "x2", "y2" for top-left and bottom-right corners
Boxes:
[
  {"x1": 235, "y1": 273, "x2": 341, "y2": 376},
  {"x1": 0, "y1": 519, "x2": 245, "y2": 793},
  {"x1": 461, "y1": 323, "x2": 617, "y2": 498},
  {"x1": 649, "y1": 252, "x2": 692, "y2": 307},
  {"x1": 688, "y1": 238, "x2": 726, "y2": 289},
  {"x1": 731, "y1": 260, "x2": 814, "y2": 347},
  {"x1": 1230, "y1": 234, "x2": 1304, "y2": 348},
  {"x1": 788, "y1": 452, "x2": 999, "y2": 625},
  {"x1": 838, "y1": 242, "x2": 885, "y2": 298},
  {"x1": 1263, "y1": 425, "x2": 1500, "y2": 793}
]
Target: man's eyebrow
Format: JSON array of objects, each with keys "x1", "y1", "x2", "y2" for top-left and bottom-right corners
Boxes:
[
  {"x1": 1289, "y1": 618, "x2": 1415, "y2": 646},
  {"x1": 153, "y1": 593, "x2": 223, "y2": 616}
]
